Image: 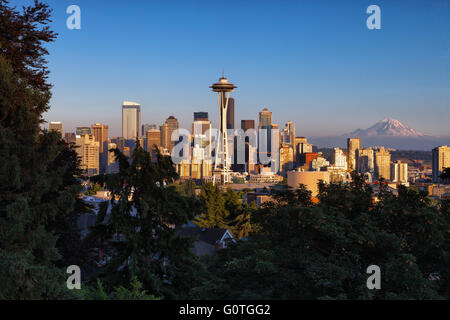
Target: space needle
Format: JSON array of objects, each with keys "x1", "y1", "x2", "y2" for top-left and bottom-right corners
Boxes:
[{"x1": 210, "y1": 74, "x2": 237, "y2": 184}]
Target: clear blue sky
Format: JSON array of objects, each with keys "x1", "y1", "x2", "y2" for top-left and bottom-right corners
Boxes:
[{"x1": 12, "y1": 0, "x2": 450, "y2": 137}]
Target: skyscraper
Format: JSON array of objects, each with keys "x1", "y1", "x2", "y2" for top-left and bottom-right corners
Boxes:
[
  {"x1": 258, "y1": 107, "x2": 272, "y2": 129},
  {"x1": 164, "y1": 116, "x2": 179, "y2": 152},
  {"x1": 432, "y1": 145, "x2": 450, "y2": 183},
  {"x1": 391, "y1": 160, "x2": 408, "y2": 184},
  {"x1": 357, "y1": 148, "x2": 374, "y2": 173},
  {"x1": 49, "y1": 122, "x2": 63, "y2": 136},
  {"x1": 91, "y1": 123, "x2": 109, "y2": 153},
  {"x1": 75, "y1": 134, "x2": 100, "y2": 176},
  {"x1": 106, "y1": 142, "x2": 118, "y2": 174},
  {"x1": 282, "y1": 121, "x2": 295, "y2": 148},
  {"x1": 64, "y1": 132, "x2": 76, "y2": 144},
  {"x1": 239, "y1": 120, "x2": 255, "y2": 173},
  {"x1": 76, "y1": 126, "x2": 91, "y2": 136},
  {"x1": 333, "y1": 147, "x2": 347, "y2": 169},
  {"x1": 112, "y1": 137, "x2": 126, "y2": 152},
  {"x1": 160, "y1": 123, "x2": 170, "y2": 151},
  {"x1": 294, "y1": 137, "x2": 312, "y2": 155},
  {"x1": 194, "y1": 112, "x2": 208, "y2": 121},
  {"x1": 192, "y1": 112, "x2": 212, "y2": 136},
  {"x1": 142, "y1": 124, "x2": 152, "y2": 137},
  {"x1": 122, "y1": 101, "x2": 141, "y2": 140},
  {"x1": 257, "y1": 107, "x2": 275, "y2": 164},
  {"x1": 226, "y1": 97, "x2": 235, "y2": 130},
  {"x1": 279, "y1": 144, "x2": 294, "y2": 176},
  {"x1": 92, "y1": 123, "x2": 109, "y2": 173},
  {"x1": 241, "y1": 120, "x2": 255, "y2": 132},
  {"x1": 147, "y1": 128, "x2": 161, "y2": 150},
  {"x1": 147, "y1": 128, "x2": 161, "y2": 161},
  {"x1": 375, "y1": 147, "x2": 391, "y2": 180},
  {"x1": 347, "y1": 138, "x2": 361, "y2": 171}
]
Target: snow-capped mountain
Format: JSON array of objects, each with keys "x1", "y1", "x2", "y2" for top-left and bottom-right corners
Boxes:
[{"x1": 348, "y1": 119, "x2": 428, "y2": 137}]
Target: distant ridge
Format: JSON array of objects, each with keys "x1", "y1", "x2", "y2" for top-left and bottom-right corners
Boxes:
[{"x1": 346, "y1": 118, "x2": 429, "y2": 137}]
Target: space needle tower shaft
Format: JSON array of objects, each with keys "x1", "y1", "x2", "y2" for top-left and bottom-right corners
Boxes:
[{"x1": 210, "y1": 75, "x2": 237, "y2": 184}]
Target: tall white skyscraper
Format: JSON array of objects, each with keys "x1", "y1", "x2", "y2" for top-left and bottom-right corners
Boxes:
[
  {"x1": 391, "y1": 160, "x2": 408, "y2": 184},
  {"x1": 122, "y1": 101, "x2": 141, "y2": 140}
]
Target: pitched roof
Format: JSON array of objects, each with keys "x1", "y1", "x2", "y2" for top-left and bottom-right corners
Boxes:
[{"x1": 177, "y1": 227, "x2": 230, "y2": 246}]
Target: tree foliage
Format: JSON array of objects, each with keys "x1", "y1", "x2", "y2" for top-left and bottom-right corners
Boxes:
[
  {"x1": 193, "y1": 173, "x2": 449, "y2": 299},
  {"x1": 80, "y1": 276, "x2": 160, "y2": 300},
  {"x1": 87, "y1": 145, "x2": 207, "y2": 299},
  {"x1": 0, "y1": 1, "x2": 85, "y2": 299},
  {"x1": 194, "y1": 183, "x2": 258, "y2": 238}
]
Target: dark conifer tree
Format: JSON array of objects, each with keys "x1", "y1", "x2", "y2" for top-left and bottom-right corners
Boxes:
[
  {"x1": 0, "y1": 1, "x2": 85, "y2": 299},
  {"x1": 88, "y1": 145, "x2": 206, "y2": 299}
]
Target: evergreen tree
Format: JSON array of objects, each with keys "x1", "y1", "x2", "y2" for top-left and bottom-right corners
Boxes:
[
  {"x1": 193, "y1": 175, "x2": 448, "y2": 299},
  {"x1": 88, "y1": 145, "x2": 206, "y2": 299},
  {"x1": 232, "y1": 200, "x2": 258, "y2": 239},
  {"x1": 80, "y1": 276, "x2": 160, "y2": 300},
  {"x1": 194, "y1": 182, "x2": 230, "y2": 229},
  {"x1": 0, "y1": 1, "x2": 84, "y2": 299},
  {"x1": 194, "y1": 185, "x2": 258, "y2": 238}
]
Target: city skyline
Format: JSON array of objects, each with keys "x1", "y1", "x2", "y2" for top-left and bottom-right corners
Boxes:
[
  {"x1": 31, "y1": 0, "x2": 450, "y2": 137},
  {"x1": 2, "y1": 0, "x2": 450, "y2": 304}
]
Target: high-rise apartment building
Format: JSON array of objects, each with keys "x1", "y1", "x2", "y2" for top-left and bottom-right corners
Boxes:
[
  {"x1": 49, "y1": 122, "x2": 63, "y2": 136},
  {"x1": 226, "y1": 97, "x2": 235, "y2": 129},
  {"x1": 333, "y1": 147, "x2": 347, "y2": 169},
  {"x1": 75, "y1": 134, "x2": 100, "y2": 176},
  {"x1": 432, "y1": 145, "x2": 450, "y2": 183},
  {"x1": 375, "y1": 147, "x2": 391, "y2": 180},
  {"x1": 357, "y1": 148, "x2": 374, "y2": 173},
  {"x1": 347, "y1": 138, "x2": 361, "y2": 171},
  {"x1": 122, "y1": 101, "x2": 141, "y2": 140}
]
